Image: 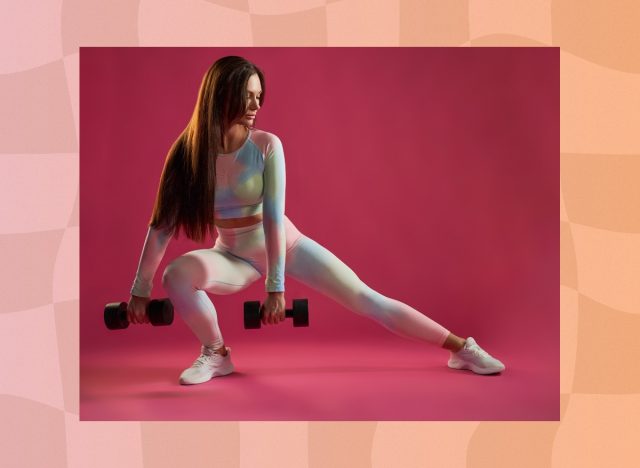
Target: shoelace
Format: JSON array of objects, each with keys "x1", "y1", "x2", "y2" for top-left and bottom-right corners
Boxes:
[
  {"x1": 192, "y1": 353, "x2": 222, "y2": 367},
  {"x1": 468, "y1": 345, "x2": 490, "y2": 359}
]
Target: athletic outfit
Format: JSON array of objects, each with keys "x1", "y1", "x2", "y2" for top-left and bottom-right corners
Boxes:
[{"x1": 131, "y1": 128, "x2": 507, "y2": 382}]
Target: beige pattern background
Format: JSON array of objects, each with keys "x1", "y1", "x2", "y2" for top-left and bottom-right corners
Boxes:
[{"x1": 1, "y1": 0, "x2": 638, "y2": 466}]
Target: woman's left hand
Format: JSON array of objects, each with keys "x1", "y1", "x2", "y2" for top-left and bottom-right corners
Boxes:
[{"x1": 261, "y1": 292, "x2": 286, "y2": 325}]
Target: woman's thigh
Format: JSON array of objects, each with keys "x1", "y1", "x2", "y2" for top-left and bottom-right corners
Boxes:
[
  {"x1": 163, "y1": 248, "x2": 261, "y2": 295},
  {"x1": 285, "y1": 236, "x2": 368, "y2": 310}
]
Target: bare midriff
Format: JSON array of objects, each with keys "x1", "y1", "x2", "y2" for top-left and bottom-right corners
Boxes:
[{"x1": 214, "y1": 213, "x2": 263, "y2": 228}]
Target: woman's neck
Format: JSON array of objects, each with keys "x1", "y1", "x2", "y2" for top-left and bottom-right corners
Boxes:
[{"x1": 222, "y1": 125, "x2": 249, "y2": 153}]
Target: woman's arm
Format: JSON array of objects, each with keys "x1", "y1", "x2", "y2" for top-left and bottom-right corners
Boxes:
[
  {"x1": 262, "y1": 134, "x2": 286, "y2": 293},
  {"x1": 130, "y1": 225, "x2": 174, "y2": 297}
]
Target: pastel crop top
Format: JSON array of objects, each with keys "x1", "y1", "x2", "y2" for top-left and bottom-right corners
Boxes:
[{"x1": 130, "y1": 128, "x2": 286, "y2": 296}]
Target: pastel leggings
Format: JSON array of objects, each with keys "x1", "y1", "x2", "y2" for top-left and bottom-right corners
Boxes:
[{"x1": 161, "y1": 215, "x2": 451, "y2": 350}]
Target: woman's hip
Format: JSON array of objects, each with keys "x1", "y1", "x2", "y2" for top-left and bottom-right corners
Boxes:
[{"x1": 211, "y1": 215, "x2": 305, "y2": 270}]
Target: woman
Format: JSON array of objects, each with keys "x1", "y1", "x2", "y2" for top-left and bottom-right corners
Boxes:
[{"x1": 127, "y1": 56, "x2": 506, "y2": 385}]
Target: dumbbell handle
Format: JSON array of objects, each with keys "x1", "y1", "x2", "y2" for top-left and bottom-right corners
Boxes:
[{"x1": 262, "y1": 307, "x2": 295, "y2": 317}]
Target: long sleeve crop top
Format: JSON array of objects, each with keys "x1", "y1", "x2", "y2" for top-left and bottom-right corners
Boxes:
[{"x1": 130, "y1": 128, "x2": 286, "y2": 297}]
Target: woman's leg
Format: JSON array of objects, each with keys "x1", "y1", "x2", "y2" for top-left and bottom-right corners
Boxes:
[
  {"x1": 162, "y1": 248, "x2": 260, "y2": 350},
  {"x1": 285, "y1": 236, "x2": 452, "y2": 347}
]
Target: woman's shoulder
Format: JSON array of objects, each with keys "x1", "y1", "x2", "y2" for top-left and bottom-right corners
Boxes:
[{"x1": 249, "y1": 127, "x2": 282, "y2": 149}]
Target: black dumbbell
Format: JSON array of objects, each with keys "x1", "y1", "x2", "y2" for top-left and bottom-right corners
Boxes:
[
  {"x1": 244, "y1": 298, "x2": 309, "y2": 329},
  {"x1": 104, "y1": 298, "x2": 174, "y2": 330}
]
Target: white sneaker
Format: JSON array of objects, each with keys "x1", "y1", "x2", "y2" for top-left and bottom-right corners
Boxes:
[
  {"x1": 179, "y1": 345, "x2": 234, "y2": 385},
  {"x1": 447, "y1": 337, "x2": 505, "y2": 375}
]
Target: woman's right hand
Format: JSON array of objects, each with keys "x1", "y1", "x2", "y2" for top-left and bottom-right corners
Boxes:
[{"x1": 127, "y1": 295, "x2": 151, "y2": 324}]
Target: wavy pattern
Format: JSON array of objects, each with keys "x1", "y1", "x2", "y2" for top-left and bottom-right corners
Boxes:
[
  {"x1": 1, "y1": 0, "x2": 638, "y2": 466},
  {"x1": 552, "y1": 0, "x2": 640, "y2": 73}
]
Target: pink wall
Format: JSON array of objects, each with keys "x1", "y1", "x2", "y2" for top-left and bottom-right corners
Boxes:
[{"x1": 81, "y1": 48, "x2": 558, "y2": 362}]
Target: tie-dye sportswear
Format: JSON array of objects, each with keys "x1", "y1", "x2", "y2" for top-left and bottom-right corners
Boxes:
[
  {"x1": 130, "y1": 128, "x2": 451, "y2": 350},
  {"x1": 215, "y1": 128, "x2": 286, "y2": 292},
  {"x1": 131, "y1": 128, "x2": 285, "y2": 295}
]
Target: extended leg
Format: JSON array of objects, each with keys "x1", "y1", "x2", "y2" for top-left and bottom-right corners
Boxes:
[{"x1": 285, "y1": 236, "x2": 451, "y2": 347}]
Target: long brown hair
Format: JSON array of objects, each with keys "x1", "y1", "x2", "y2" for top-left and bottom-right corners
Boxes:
[{"x1": 148, "y1": 56, "x2": 265, "y2": 242}]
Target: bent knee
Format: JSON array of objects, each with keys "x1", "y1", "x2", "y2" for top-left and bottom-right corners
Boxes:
[
  {"x1": 162, "y1": 255, "x2": 204, "y2": 290},
  {"x1": 161, "y1": 263, "x2": 183, "y2": 289}
]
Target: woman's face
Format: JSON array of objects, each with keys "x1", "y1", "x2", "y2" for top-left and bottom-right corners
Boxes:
[{"x1": 236, "y1": 73, "x2": 262, "y2": 127}]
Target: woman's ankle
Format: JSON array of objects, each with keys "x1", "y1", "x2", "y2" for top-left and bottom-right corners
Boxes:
[
  {"x1": 203, "y1": 343, "x2": 228, "y2": 356},
  {"x1": 442, "y1": 333, "x2": 466, "y2": 352}
]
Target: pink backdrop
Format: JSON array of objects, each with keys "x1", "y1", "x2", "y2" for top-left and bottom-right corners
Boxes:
[{"x1": 81, "y1": 47, "x2": 558, "y2": 378}]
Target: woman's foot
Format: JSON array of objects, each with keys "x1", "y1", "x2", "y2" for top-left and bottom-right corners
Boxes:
[
  {"x1": 179, "y1": 345, "x2": 234, "y2": 385},
  {"x1": 447, "y1": 337, "x2": 505, "y2": 375}
]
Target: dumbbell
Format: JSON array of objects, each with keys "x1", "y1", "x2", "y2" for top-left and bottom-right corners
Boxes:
[
  {"x1": 104, "y1": 298, "x2": 174, "y2": 330},
  {"x1": 244, "y1": 298, "x2": 309, "y2": 329}
]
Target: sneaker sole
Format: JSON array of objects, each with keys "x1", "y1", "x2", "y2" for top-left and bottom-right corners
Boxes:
[
  {"x1": 447, "y1": 360, "x2": 504, "y2": 375},
  {"x1": 179, "y1": 363, "x2": 235, "y2": 385}
]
